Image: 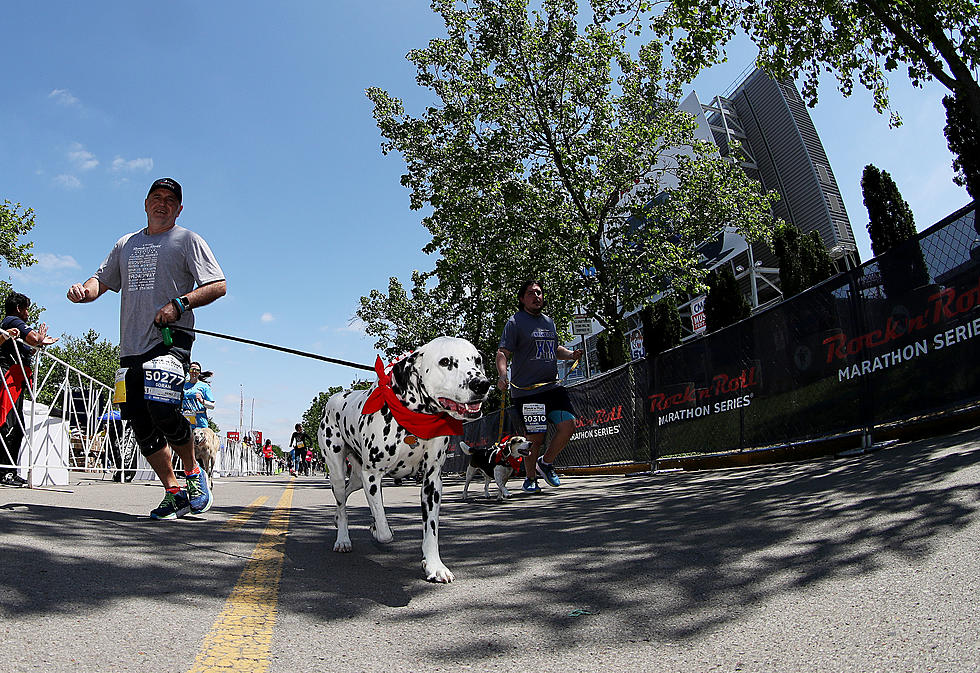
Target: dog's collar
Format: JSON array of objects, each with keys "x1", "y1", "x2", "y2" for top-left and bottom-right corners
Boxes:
[{"x1": 362, "y1": 356, "x2": 463, "y2": 439}]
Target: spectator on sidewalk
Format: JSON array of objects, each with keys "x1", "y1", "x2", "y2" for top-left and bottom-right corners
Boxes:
[{"x1": 0, "y1": 293, "x2": 58, "y2": 487}]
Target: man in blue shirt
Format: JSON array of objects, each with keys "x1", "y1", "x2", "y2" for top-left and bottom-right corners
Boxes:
[{"x1": 496, "y1": 279, "x2": 582, "y2": 493}]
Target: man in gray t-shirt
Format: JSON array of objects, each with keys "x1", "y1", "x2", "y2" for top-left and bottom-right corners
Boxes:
[
  {"x1": 67, "y1": 178, "x2": 226, "y2": 520},
  {"x1": 497, "y1": 279, "x2": 582, "y2": 493}
]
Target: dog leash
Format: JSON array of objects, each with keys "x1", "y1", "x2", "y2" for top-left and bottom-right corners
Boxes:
[
  {"x1": 496, "y1": 358, "x2": 581, "y2": 442},
  {"x1": 157, "y1": 324, "x2": 374, "y2": 372},
  {"x1": 507, "y1": 357, "x2": 581, "y2": 391}
]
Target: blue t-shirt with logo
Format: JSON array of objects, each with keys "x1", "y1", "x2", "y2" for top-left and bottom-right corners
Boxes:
[
  {"x1": 499, "y1": 310, "x2": 558, "y2": 399},
  {"x1": 181, "y1": 380, "x2": 214, "y2": 428}
]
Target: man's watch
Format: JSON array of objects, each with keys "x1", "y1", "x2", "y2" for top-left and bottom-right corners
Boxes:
[{"x1": 171, "y1": 296, "x2": 190, "y2": 315}]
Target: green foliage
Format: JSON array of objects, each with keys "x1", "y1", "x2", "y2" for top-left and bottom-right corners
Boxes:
[
  {"x1": 862, "y1": 165, "x2": 917, "y2": 257},
  {"x1": 640, "y1": 295, "x2": 681, "y2": 357},
  {"x1": 595, "y1": 329, "x2": 627, "y2": 371},
  {"x1": 704, "y1": 265, "x2": 750, "y2": 333},
  {"x1": 0, "y1": 200, "x2": 37, "y2": 270},
  {"x1": 35, "y1": 329, "x2": 120, "y2": 406},
  {"x1": 207, "y1": 418, "x2": 220, "y2": 434},
  {"x1": 300, "y1": 379, "x2": 372, "y2": 455},
  {"x1": 943, "y1": 93, "x2": 980, "y2": 200},
  {"x1": 362, "y1": 0, "x2": 778, "y2": 358},
  {"x1": 861, "y1": 165, "x2": 931, "y2": 296},
  {"x1": 595, "y1": 0, "x2": 980, "y2": 131},
  {"x1": 773, "y1": 224, "x2": 835, "y2": 298}
]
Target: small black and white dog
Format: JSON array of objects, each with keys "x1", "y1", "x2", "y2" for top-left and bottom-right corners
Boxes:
[{"x1": 460, "y1": 435, "x2": 532, "y2": 502}]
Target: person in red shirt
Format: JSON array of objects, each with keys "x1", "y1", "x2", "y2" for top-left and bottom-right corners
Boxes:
[{"x1": 261, "y1": 439, "x2": 275, "y2": 475}]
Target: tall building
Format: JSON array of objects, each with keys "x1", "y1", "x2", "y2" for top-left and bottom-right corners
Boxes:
[
  {"x1": 564, "y1": 69, "x2": 861, "y2": 374},
  {"x1": 699, "y1": 68, "x2": 860, "y2": 270}
]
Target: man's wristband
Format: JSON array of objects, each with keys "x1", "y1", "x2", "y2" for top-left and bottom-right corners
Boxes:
[{"x1": 171, "y1": 296, "x2": 190, "y2": 316}]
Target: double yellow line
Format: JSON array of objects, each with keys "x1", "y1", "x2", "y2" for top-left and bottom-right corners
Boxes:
[{"x1": 187, "y1": 483, "x2": 294, "y2": 673}]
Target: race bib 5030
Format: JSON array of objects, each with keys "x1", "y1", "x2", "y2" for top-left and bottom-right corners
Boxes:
[{"x1": 522, "y1": 402, "x2": 547, "y2": 434}]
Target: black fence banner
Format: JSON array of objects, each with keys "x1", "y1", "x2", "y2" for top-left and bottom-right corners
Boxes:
[{"x1": 452, "y1": 202, "x2": 978, "y2": 470}]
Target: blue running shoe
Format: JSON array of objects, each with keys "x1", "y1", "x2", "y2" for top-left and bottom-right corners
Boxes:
[
  {"x1": 522, "y1": 478, "x2": 540, "y2": 493},
  {"x1": 536, "y1": 458, "x2": 561, "y2": 487},
  {"x1": 150, "y1": 490, "x2": 190, "y2": 520},
  {"x1": 185, "y1": 471, "x2": 213, "y2": 514}
]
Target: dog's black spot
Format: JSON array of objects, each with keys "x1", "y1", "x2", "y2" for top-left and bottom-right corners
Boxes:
[
  {"x1": 369, "y1": 484, "x2": 377, "y2": 496},
  {"x1": 430, "y1": 520, "x2": 437, "y2": 532}
]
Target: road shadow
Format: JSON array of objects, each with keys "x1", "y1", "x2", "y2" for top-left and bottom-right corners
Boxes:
[{"x1": 1, "y1": 425, "x2": 978, "y2": 663}]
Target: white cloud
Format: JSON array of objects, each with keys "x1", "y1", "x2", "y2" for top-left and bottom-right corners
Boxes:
[
  {"x1": 68, "y1": 142, "x2": 98, "y2": 171},
  {"x1": 48, "y1": 88, "x2": 79, "y2": 107},
  {"x1": 10, "y1": 252, "x2": 83, "y2": 286},
  {"x1": 261, "y1": 313, "x2": 275, "y2": 323},
  {"x1": 54, "y1": 174, "x2": 81, "y2": 190},
  {"x1": 111, "y1": 156, "x2": 154, "y2": 173},
  {"x1": 35, "y1": 253, "x2": 81, "y2": 271}
]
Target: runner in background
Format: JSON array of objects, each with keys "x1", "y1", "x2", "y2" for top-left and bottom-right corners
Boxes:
[
  {"x1": 181, "y1": 362, "x2": 215, "y2": 429},
  {"x1": 289, "y1": 423, "x2": 310, "y2": 477}
]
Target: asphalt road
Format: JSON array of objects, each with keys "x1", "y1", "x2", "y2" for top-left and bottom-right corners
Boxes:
[{"x1": 2, "y1": 426, "x2": 979, "y2": 673}]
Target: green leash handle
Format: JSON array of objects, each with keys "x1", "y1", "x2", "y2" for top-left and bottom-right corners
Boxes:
[{"x1": 160, "y1": 325, "x2": 173, "y2": 346}]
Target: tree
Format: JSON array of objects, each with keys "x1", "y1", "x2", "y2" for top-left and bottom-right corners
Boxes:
[
  {"x1": 35, "y1": 329, "x2": 121, "y2": 406},
  {"x1": 862, "y1": 165, "x2": 917, "y2": 257},
  {"x1": 861, "y1": 164, "x2": 931, "y2": 295},
  {"x1": 773, "y1": 224, "x2": 835, "y2": 298},
  {"x1": 358, "y1": 272, "x2": 470, "y2": 360},
  {"x1": 0, "y1": 200, "x2": 37, "y2": 271},
  {"x1": 595, "y1": 0, "x2": 980, "y2": 129},
  {"x1": 300, "y1": 379, "x2": 372, "y2": 456},
  {"x1": 596, "y1": 329, "x2": 627, "y2": 371},
  {"x1": 944, "y1": 93, "x2": 980, "y2": 200},
  {"x1": 704, "y1": 265, "x2": 750, "y2": 332},
  {"x1": 363, "y1": 0, "x2": 778, "y2": 359},
  {"x1": 640, "y1": 294, "x2": 681, "y2": 357}
]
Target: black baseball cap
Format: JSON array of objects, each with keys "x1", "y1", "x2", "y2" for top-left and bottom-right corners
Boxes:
[{"x1": 147, "y1": 177, "x2": 182, "y2": 203}]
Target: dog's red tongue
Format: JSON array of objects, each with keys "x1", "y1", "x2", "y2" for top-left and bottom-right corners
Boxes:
[{"x1": 362, "y1": 356, "x2": 463, "y2": 439}]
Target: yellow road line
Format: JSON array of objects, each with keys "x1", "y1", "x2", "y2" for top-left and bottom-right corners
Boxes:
[
  {"x1": 187, "y1": 482, "x2": 294, "y2": 673},
  {"x1": 222, "y1": 496, "x2": 269, "y2": 531}
]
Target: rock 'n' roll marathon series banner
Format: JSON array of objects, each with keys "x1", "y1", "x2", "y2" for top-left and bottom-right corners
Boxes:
[{"x1": 456, "y1": 204, "x2": 978, "y2": 466}]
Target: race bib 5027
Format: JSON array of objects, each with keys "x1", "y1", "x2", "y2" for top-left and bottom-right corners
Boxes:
[{"x1": 142, "y1": 355, "x2": 185, "y2": 405}]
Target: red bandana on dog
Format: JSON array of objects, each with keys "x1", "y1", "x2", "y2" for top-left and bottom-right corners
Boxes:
[{"x1": 362, "y1": 356, "x2": 463, "y2": 439}]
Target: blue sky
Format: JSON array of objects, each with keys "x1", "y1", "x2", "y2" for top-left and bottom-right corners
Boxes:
[{"x1": 0, "y1": 2, "x2": 970, "y2": 446}]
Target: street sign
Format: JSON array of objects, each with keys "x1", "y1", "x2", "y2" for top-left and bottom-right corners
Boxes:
[
  {"x1": 691, "y1": 296, "x2": 707, "y2": 334},
  {"x1": 571, "y1": 314, "x2": 592, "y2": 335},
  {"x1": 227, "y1": 431, "x2": 240, "y2": 441}
]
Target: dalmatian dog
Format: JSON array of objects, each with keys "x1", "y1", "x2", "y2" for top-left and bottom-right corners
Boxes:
[
  {"x1": 460, "y1": 436, "x2": 532, "y2": 502},
  {"x1": 318, "y1": 336, "x2": 491, "y2": 583}
]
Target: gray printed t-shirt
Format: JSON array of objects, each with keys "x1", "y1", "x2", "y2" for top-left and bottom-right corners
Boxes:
[
  {"x1": 499, "y1": 310, "x2": 559, "y2": 399},
  {"x1": 95, "y1": 225, "x2": 225, "y2": 358}
]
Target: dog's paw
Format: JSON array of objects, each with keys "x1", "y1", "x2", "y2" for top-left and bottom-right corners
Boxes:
[
  {"x1": 370, "y1": 524, "x2": 394, "y2": 544},
  {"x1": 333, "y1": 538, "x2": 352, "y2": 553},
  {"x1": 423, "y1": 560, "x2": 455, "y2": 583}
]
